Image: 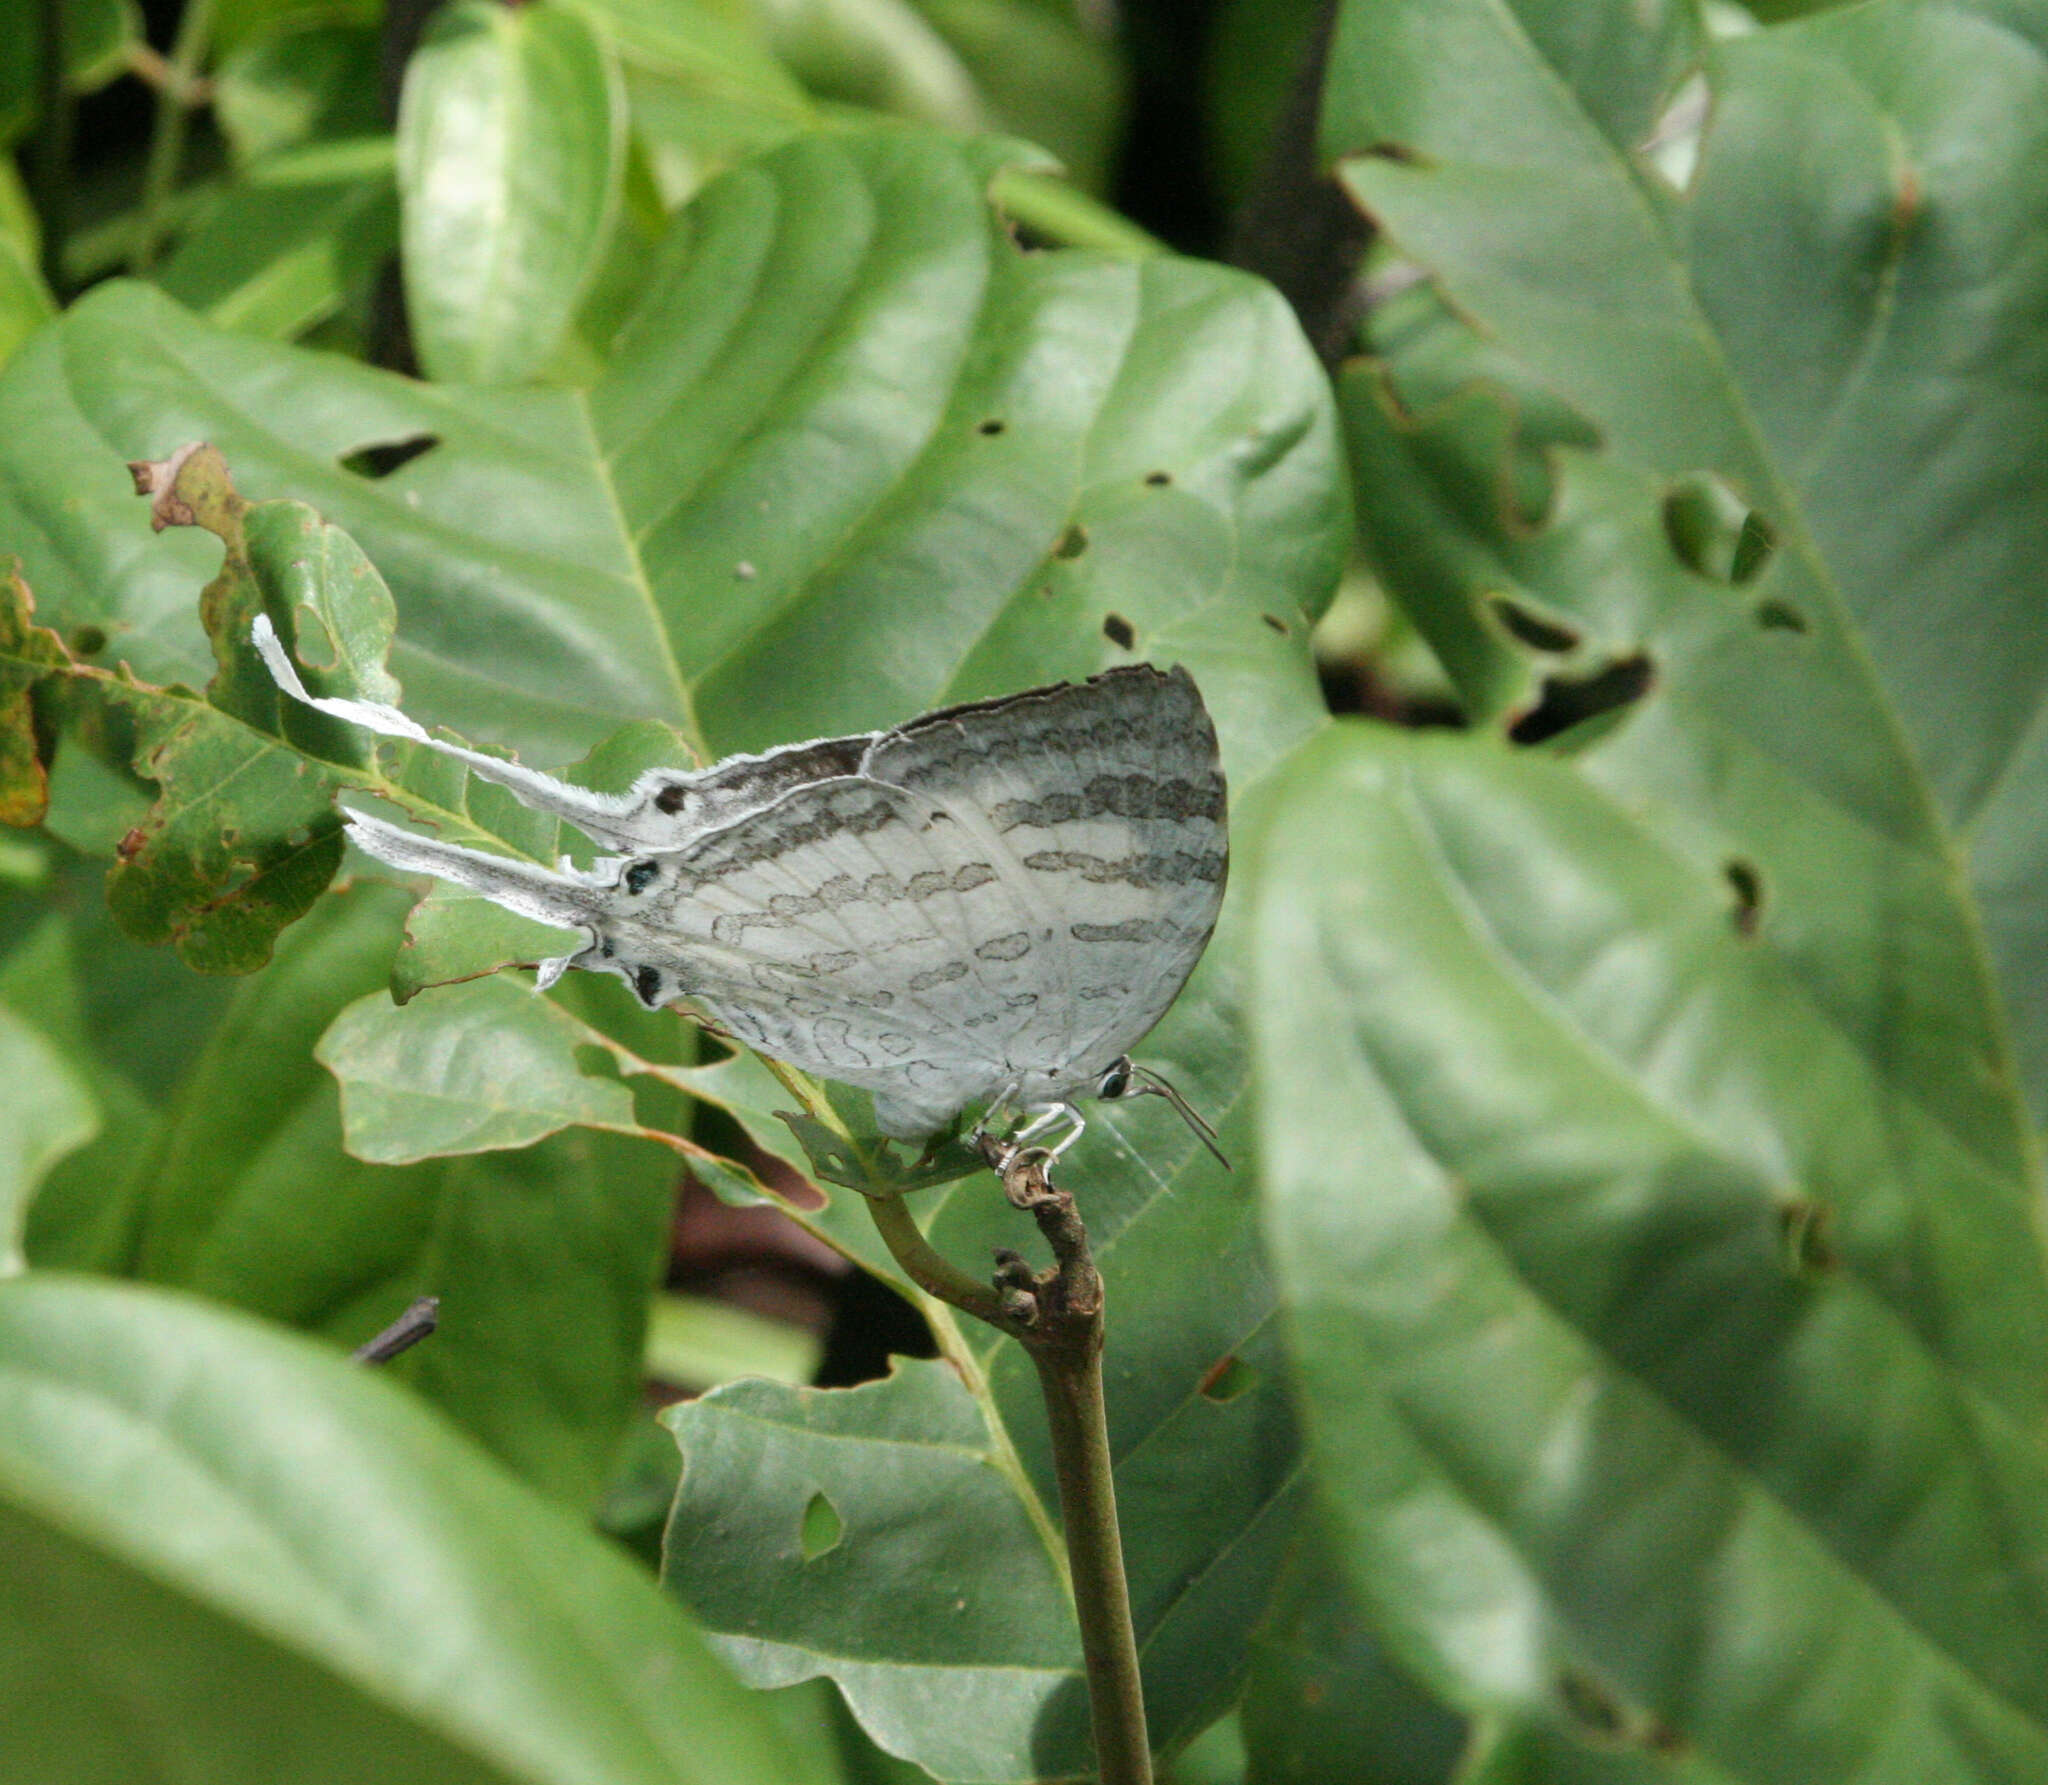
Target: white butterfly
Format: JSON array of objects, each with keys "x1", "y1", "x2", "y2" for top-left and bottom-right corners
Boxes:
[{"x1": 256, "y1": 617, "x2": 1227, "y2": 1160}]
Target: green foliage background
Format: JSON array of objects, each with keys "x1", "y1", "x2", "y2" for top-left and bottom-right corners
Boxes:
[{"x1": 4, "y1": 0, "x2": 2046, "y2": 1782}]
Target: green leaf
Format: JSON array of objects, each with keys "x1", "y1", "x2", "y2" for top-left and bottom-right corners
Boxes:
[
  {"x1": 758, "y1": 0, "x2": 993, "y2": 132},
  {"x1": 901, "y1": 0, "x2": 1126, "y2": 192},
  {"x1": 0, "y1": 130, "x2": 1341, "y2": 771},
  {"x1": 156, "y1": 146, "x2": 398, "y2": 342},
  {"x1": 1329, "y1": 0, "x2": 2048, "y2": 1124},
  {"x1": 643, "y1": 1288, "x2": 823, "y2": 1390},
  {"x1": 663, "y1": 1360, "x2": 1092, "y2": 1781},
  {"x1": 1241, "y1": 1518, "x2": 1466, "y2": 1785},
  {"x1": 5, "y1": 869, "x2": 676, "y2": 1509},
  {"x1": 0, "y1": 1003, "x2": 97, "y2": 1275},
  {"x1": 1251, "y1": 725, "x2": 2048, "y2": 1780},
  {"x1": 0, "y1": 221, "x2": 52, "y2": 370},
  {"x1": 562, "y1": 0, "x2": 809, "y2": 101},
  {"x1": 0, "y1": 1273, "x2": 803, "y2": 1785},
  {"x1": 213, "y1": 20, "x2": 386, "y2": 164},
  {"x1": 319, "y1": 976, "x2": 640, "y2": 1163},
  {"x1": 398, "y1": 0, "x2": 628, "y2": 384}
]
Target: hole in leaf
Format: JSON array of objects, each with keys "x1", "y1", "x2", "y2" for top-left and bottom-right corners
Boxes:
[
  {"x1": 1730, "y1": 510, "x2": 1776, "y2": 583},
  {"x1": 1486, "y1": 594, "x2": 1582, "y2": 654},
  {"x1": 1507, "y1": 653, "x2": 1654, "y2": 746},
  {"x1": 1261, "y1": 613, "x2": 1289, "y2": 636},
  {"x1": 1755, "y1": 597, "x2": 1807, "y2": 634},
  {"x1": 1054, "y1": 524, "x2": 1088, "y2": 561},
  {"x1": 340, "y1": 433, "x2": 441, "y2": 480},
  {"x1": 1144, "y1": 470, "x2": 1172, "y2": 487},
  {"x1": 977, "y1": 419, "x2": 1006, "y2": 436},
  {"x1": 1725, "y1": 859, "x2": 1763, "y2": 937},
  {"x1": 1102, "y1": 613, "x2": 1136, "y2": 650},
  {"x1": 68, "y1": 625, "x2": 107, "y2": 657},
  {"x1": 1662, "y1": 475, "x2": 1772, "y2": 585},
  {"x1": 1779, "y1": 1199, "x2": 1837, "y2": 1276},
  {"x1": 572, "y1": 1043, "x2": 619, "y2": 1081},
  {"x1": 1197, "y1": 1354, "x2": 1259, "y2": 1403},
  {"x1": 801, "y1": 1491, "x2": 844, "y2": 1560}
]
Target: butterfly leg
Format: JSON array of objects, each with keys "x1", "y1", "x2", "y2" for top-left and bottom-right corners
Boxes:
[
  {"x1": 971, "y1": 1082, "x2": 1024, "y2": 1151},
  {"x1": 1010, "y1": 1101, "x2": 1087, "y2": 1157}
]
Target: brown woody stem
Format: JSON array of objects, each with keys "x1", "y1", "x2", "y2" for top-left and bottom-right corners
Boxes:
[{"x1": 861, "y1": 1141, "x2": 1152, "y2": 1785}]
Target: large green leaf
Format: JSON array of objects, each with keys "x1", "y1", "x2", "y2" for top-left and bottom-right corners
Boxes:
[
  {"x1": 1, "y1": 866, "x2": 677, "y2": 1509},
  {"x1": 664, "y1": 1361, "x2": 1088, "y2": 1779},
  {"x1": 0, "y1": 1273, "x2": 803, "y2": 1785},
  {"x1": 1252, "y1": 724, "x2": 2048, "y2": 1780},
  {"x1": 0, "y1": 131, "x2": 1337, "y2": 767},
  {"x1": 1330, "y1": 0, "x2": 2048, "y2": 1127},
  {"x1": 1239, "y1": 1518, "x2": 1466, "y2": 1785},
  {"x1": 398, "y1": 0, "x2": 627, "y2": 384},
  {"x1": 1258, "y1": 3, "x2": 2048, "y2": 1775}
]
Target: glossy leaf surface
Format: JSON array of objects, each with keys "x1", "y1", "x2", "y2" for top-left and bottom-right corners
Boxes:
[
  {"x1": 0, "y1": 1274, "x2": 802, "y2": 1785},
  {"x1": 398, "y1": 0, "x2": 626, "y2": 384},
  {"x1": 1252, "y1": 724, "x2": 2048, "y2": 1781},
  {"x1": 1331, "y1": 0, "x2": 2048, "y2": 1128},
  {"x1": 1288, "y1": 14, "x2": 2048, "y2": 1769},
  {"x1": 1, "y1": 868, "x2": 676, "y2": 1509}
]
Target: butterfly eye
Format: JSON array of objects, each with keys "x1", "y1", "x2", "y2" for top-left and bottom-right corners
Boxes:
[{"x1": 1097, "y1": 1058, "x2": 1133, "y2": 1100}]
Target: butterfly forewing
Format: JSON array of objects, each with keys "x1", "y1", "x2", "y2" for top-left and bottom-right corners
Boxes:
[{"x1": 600, "y1": 778, "x2": 1054, "y2": 1129}]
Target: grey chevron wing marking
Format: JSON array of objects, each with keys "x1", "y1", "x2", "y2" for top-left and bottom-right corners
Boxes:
[
  {"x1": 591, "y1": 778, "x2": 1054, "y2": 1122},
  {"x1": 861, "y1": 663, "x2": 1227, "y2": 1077}
]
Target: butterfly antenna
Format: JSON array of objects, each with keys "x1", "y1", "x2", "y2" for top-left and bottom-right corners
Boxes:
[{"x1": 1131, "y1": 1066, "x2": 1230, "y2": 1170}]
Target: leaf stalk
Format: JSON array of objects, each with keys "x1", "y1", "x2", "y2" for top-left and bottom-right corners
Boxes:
[{"x1": 131, "y1": 0, "x2": 219, "y2": 274}]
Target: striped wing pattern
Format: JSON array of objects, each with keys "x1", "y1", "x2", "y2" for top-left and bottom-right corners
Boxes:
[{"x1": 271, "y1": 635, "x2": 1226, "y2": 1138}]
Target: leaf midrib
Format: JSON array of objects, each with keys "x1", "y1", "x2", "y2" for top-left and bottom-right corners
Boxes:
[
  {"x1": 1348, "y1": 3, "x2": 2048, "y2": 1246},
  {"x1": 1372, "y1": 758, "x2": 2048, "y2": 1740}
]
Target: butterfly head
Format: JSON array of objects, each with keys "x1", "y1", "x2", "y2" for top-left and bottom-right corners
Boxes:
[{"x1": 1093, "y1": 1056, "x2": 1230, "y2": 1170}]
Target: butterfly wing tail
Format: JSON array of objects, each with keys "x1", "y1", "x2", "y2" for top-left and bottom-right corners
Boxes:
[
  {"x1": 253, "y1": 615, "x2": 650, "y2": 849},
  {"x1": 344, "y1": 810, "x2": 603, "y2": 940}
]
